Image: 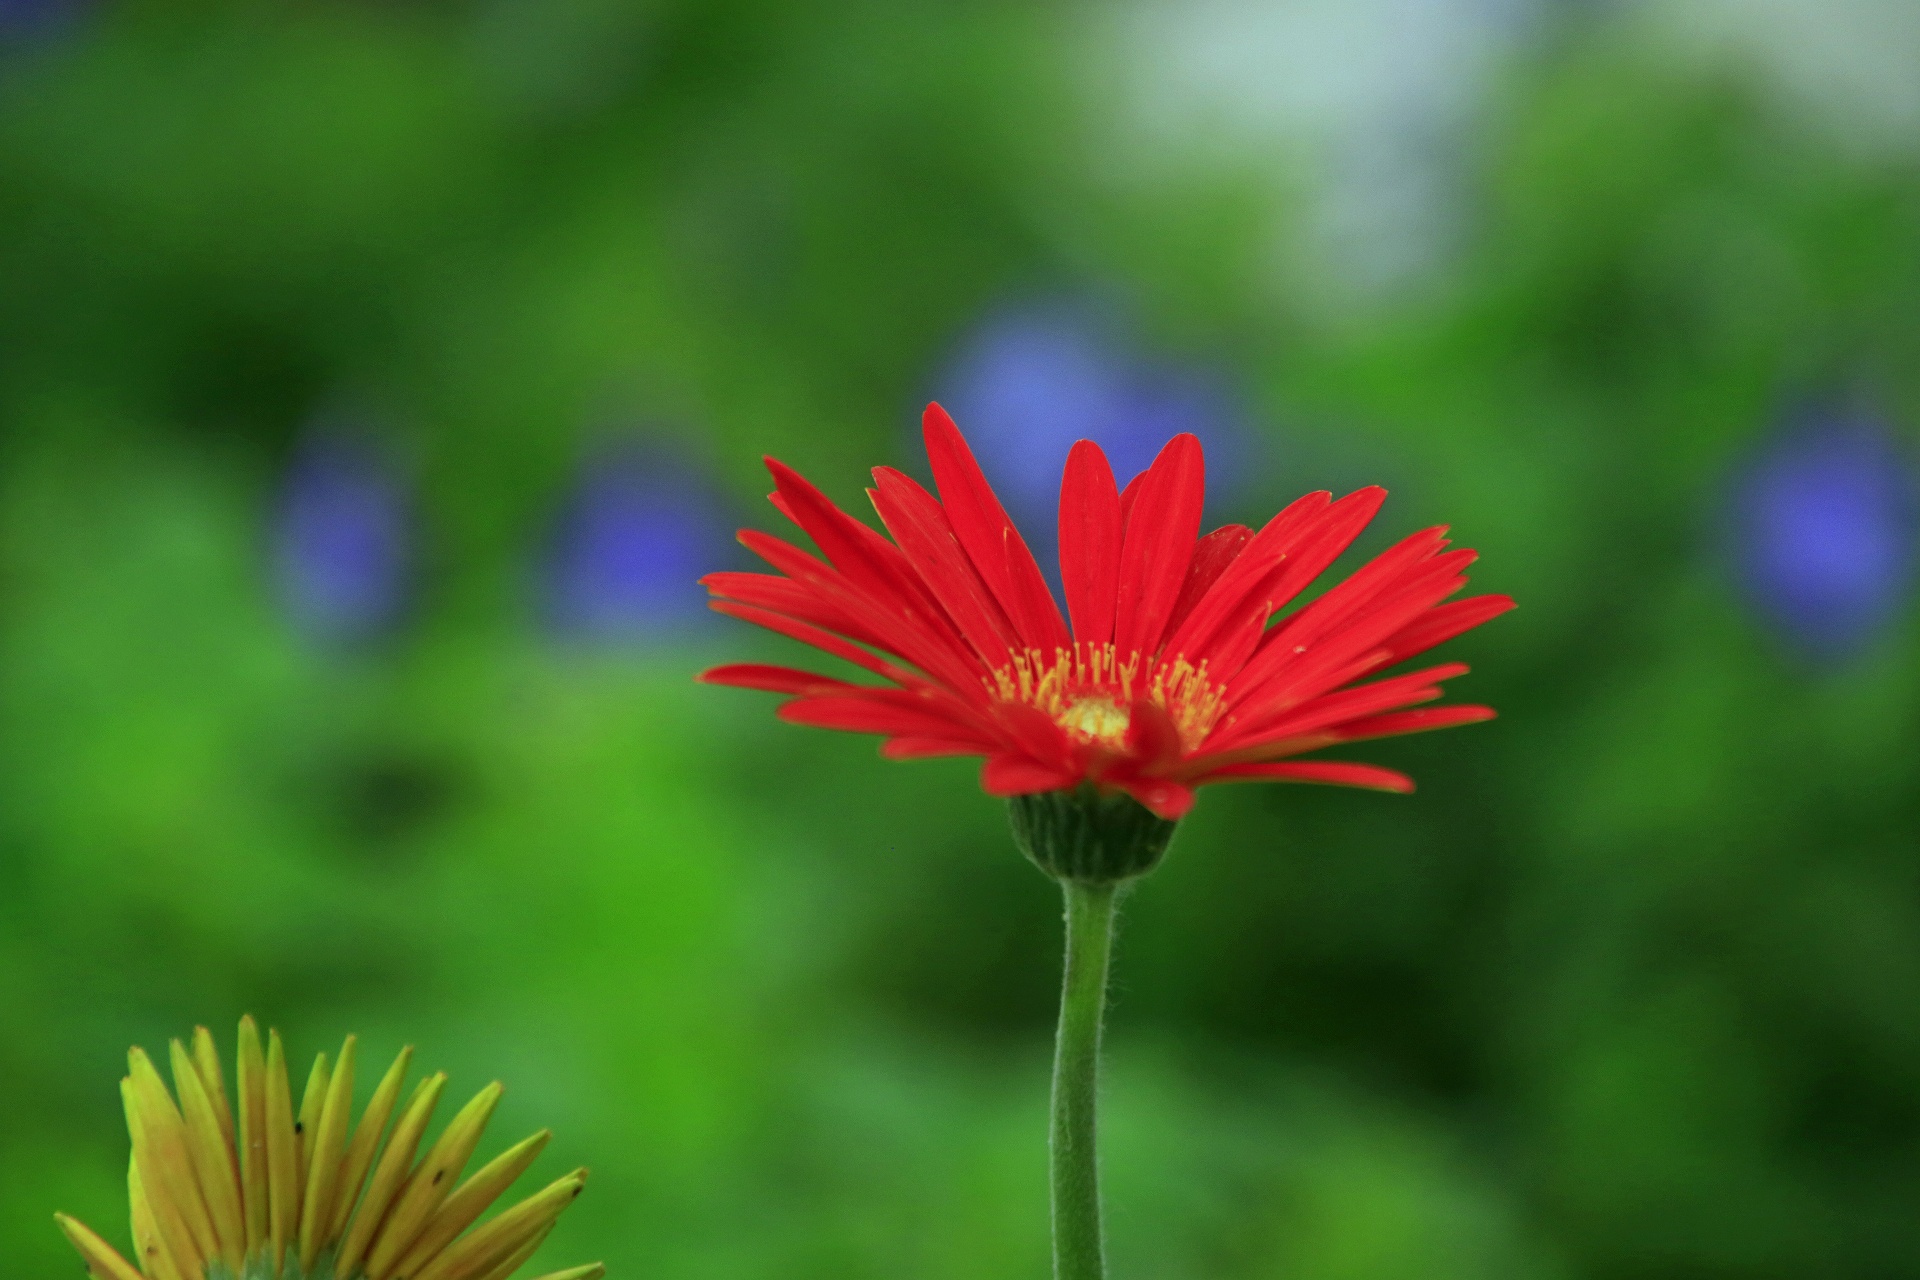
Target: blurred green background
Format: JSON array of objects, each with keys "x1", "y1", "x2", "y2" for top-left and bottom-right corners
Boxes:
[{"x1": 4, "y1": 1, "x2": 1920, "y2": 1277}]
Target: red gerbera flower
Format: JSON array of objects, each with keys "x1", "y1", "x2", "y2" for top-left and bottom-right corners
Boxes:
[{"x1": 699, "y1": 404, "x2": 1512, "y2": 821}]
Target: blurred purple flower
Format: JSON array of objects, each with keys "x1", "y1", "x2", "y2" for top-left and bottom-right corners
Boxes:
[
  {"x1": 1731, "y1": 409, "x2": 1919, "y2": 657},
  {"x1": 545, "y1": 446, "x2": 730, "y2": 642},
  {"x1": 274, "y1": 435, "x2": 412, "y2": 645},
  {"x1": 933, "y1": 305, "x2": 1247, "y2": 549},
  {"x1": 0, "y1": 0, "x2": 81, "y2": 38}
]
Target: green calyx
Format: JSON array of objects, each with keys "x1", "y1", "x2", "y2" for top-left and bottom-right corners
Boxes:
[
  {"x1": 1007, "y1": 784, "x2": 1178, "y2": 884},
  {"x1": 223, "y1": 1251, "x2": 342, "y2": 1280}
]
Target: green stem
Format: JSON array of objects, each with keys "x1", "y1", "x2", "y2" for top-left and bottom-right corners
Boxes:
[{"x1": 1051, "y1": 879, "x2": 1118, "y2": 1280}]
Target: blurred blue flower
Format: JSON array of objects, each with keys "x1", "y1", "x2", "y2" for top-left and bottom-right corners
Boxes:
[
  {"x1": 544, "y1": 444, "x2": 730, "y2": 643},
  {"x1": 1731, "y1": 408, "x2": 1919, "y2": 658},
  {"x1": 274, "y1": 434, "x2": 412, "y2": 646},
  {"x1": 932, "y1": 304, "x2": 1247, "y2": 549},
  {"x1": 0, "y1": 0, "x2": 81, "y2": 39}
]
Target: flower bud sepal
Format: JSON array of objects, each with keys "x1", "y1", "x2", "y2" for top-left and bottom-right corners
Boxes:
[{"x1": 1007, "y1": 784, "x2": 1179, "y2": 884}]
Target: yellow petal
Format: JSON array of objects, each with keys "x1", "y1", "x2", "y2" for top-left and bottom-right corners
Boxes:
[
  {"x1": 125, "y1": 1051, "x2": 222, "y2": 1270},
  {"x1": 300, "y1": 1034, "x2": 358, "y2": 1271},
  {"x1": 190, "y1": 1025, "x2": 236, "y2": 1158},
  {"x1": 472, "y1": 1223, "x2": 552, "y2": 1280},
  {"x1": 236, "y1": 1016, "x2": 270, "y2": 1259},
  {"x1": 125, "y1": 1159, "x2": 187, "y2": 1280},
  {"x1": 171, "y1": 1038, "x2": 245, "y2": 1273},
  {"x1": 122, "y1": 1092, "x2": 203, "y2": 1280},
  {"x1": 391, "y1": 1130, "x2": 552, "y2": 1279},
  {"x1": 72, "y1": 1020, "x2": 593, "y2": 1280},
  {"x1": 336, "y1": 1071, "x2": 446, "y2": 1280},
  {"x1": 409, "y1": 1169, "x2": 589, "y2": 1280},
  {"x1": 129, "y1": 1159, "x2": 187, "y2": 1280},
  {"x1": 364, "y1": 1081, "x2": 503, "y2": 1280},
  {"x1": 265, "y1": 1029, "x2": 300, "y2": 1274},
  {"x1": 330, "y1": 1044, "x2": 415, "y2": 1242},
  {"x1": 295, "y1": 1050, "x2": 331, "y2": 1220},
  {"x1": 54, "y1": 1213, "x2": 145, "y2": 1280}
]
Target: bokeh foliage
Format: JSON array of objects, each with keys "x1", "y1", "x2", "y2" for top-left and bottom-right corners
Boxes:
[{"x1": 2, "y1": 4, "x2": 1918, "y2": 1278}]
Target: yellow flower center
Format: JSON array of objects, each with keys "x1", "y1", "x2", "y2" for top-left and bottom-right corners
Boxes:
[
  {"x1": 1057, "y1": 695, "x2": 1131, "y2": 746},
  {"x1": 987, "y1": 642, "x2": 1227, "y2": 752}
]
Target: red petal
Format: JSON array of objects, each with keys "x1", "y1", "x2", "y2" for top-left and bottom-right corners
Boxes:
[
  {"x1": 739, "y1": 527, "x2": 982, "y2": 693},
  {"x1": 1230, "y1": 551, "x2": 1472, "y2": 717},
  {"x1": 780, "y1": 690, "x2": 983, "y2": 739},
  {"x1": 881, "y1": 736, "x2": 993, "y2": 760},
  {"x1": 1113, "y1": 433, "x2": 1206, "y2": 658},
  {"x1": 1195, "y1": 598, "x2": 1277, "y2": 687},
  {"x1": 993, "y1": 699, "x2": 1074, "y2": 766},
  {"x1": 1262, "y1": 568, "x2": 1474, "y2": 709},
  {"x1": 1117, "y1": 777, "x2": 1195, "y2": 819},
  {"x1": 697, "y1": 663, "x2": 864, "y2": 696},
  {"x1": 922, "y1": 403, "x2": 1070, "y2": 652},
  {"x1": 1159, "y1": 493, "x2": 1324, "y2": 660},
  {"x1": 1200, "y1": 761, "x2": 1415, "y2": 793},
  {"x1": 1002, "y1": 533, "x2": 1077, "y2": 656},
  {"x1": 703, "y1": 569, "x2": 884, "y2": 648},
  {"x1": 980, "y1": 754, "x2": 1078, "y2": 795},
  {"x1": 1236, "y1": 660, "x2": 1459, "y2": 740},
  {"x1": 737, "y1": 527, "x2": 834, "y2": 579},
  {"x1": 1262, "y1": 526, "x2": 1453, "y2": 656},
  {"x1": 870, "y1": 467, "x2": 1022, "y2": 663},
  {"x1": 1118, "y1": 470, "x2": 1147, "y2": 526},
  {"x1": 1207, "y1": 661, "x2": 1469, "y2": 757},
  {"x1": 767, "y1": 478, "x2": 941, "y2": 617},
  {"x1": 706, "y1": 600, "x2": 919, "y2": 685},
  {"x1": 1123, "y1": 696, "x2": 1184, "y2": 772},
  {"x1": 1368, "y1": 594, "x2": 1514, "y2": 671},
  {"x1": 1327, "y1": 704, "x2": 1495, "y2": 743},
  {"x1": 1164, "y1": 487, "x2": 1383, "y2": 663},
  {"x1": 1058, "y1": 440, "x2": 1123, "y2": 646},
  {"x1": 1162, "y1": 523, "x2": 1251, "y2": 643},
  {"x1": 1233, "y1": 487, "x2": 1391, "y2": 618},
  {"x1": 767, "y1": 457, "x2": 950, "y2": 630}
]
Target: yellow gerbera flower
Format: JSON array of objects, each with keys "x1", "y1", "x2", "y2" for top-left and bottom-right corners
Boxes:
[{"x1": 54, "y1": 1016, "x2": 604, "y2": 1280}]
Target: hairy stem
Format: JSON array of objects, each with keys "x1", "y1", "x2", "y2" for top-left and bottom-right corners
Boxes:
[{"x1": 1051, "y1": 879, "x2": 1118, "y2": 1280}]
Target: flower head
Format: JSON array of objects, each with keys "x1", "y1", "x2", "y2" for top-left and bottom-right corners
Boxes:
[
  {"x1": 699, "y1": 404, "x2": 1511, "y2": 821},
  {"x1": 56, "y1": 1017, "x2": 602, "y2": 1280}
]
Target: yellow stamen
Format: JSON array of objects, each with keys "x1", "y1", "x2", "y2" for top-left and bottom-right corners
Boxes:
[
  {"x1": 988, "y1": 642, "x2": 1228, "y2": 751},
  {"x1": 1057, "y1": 696, "x2": 1130, "y2": 745}
]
